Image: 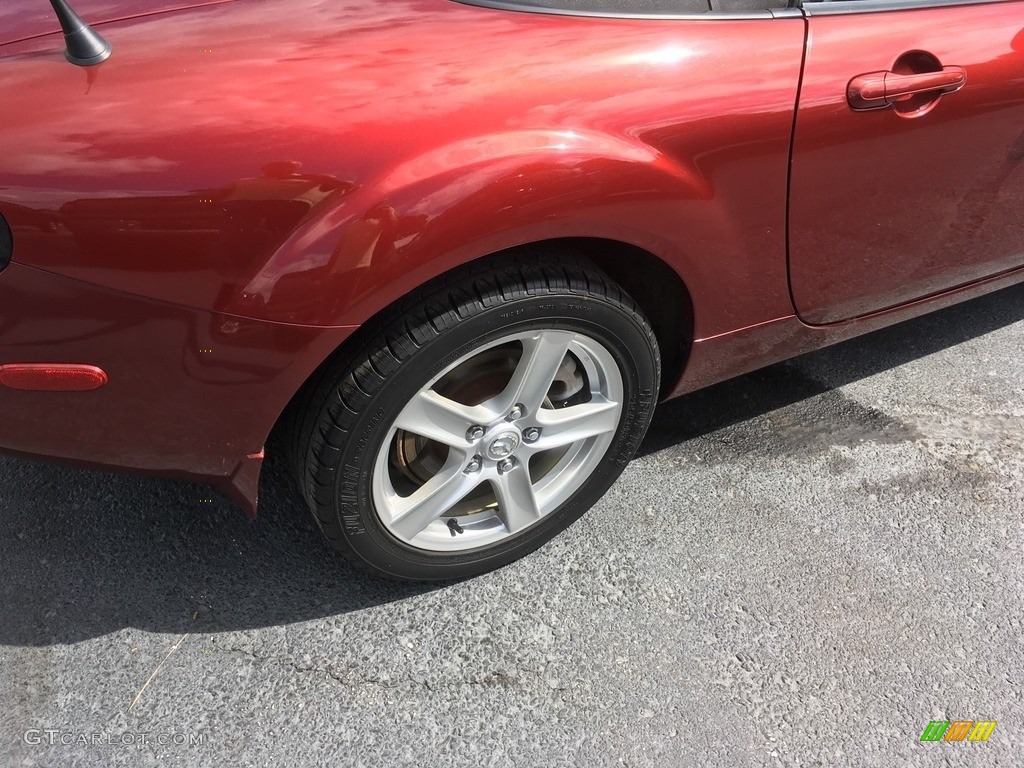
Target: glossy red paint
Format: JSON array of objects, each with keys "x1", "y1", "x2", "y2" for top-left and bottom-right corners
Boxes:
[
  {"x1": 1, "y1": 0, "x2": 804, "y2": 336},
  {"x1": 789, "y1": 2, "x2": 1024, "y2": 324},
  {"x1": 673, "y1": 259, "x2": 1024, "y2": 398},
  {"x1": 0, "y1": 0, "x2": 238, "y2": 46},
  {"x1": 0, "y1": 261, "x2": 356, "y2": 504},
  {"x1": 1, "y1": 0, "x2": 1023, "y2": 511},
  {"x1": 846, "y1": 67, "x2": 966, "y2": 111}
]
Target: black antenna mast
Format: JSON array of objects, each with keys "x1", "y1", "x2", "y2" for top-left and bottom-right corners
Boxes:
[{"x1": 48, "y1": 0, "x2": 112, "y2": 66}]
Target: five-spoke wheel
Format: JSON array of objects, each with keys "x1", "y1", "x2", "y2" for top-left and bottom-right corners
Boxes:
[
  {"x1": 290, "y1": 256, "x2": 660, "y2": 580},
  {"x1": 373, "y1": 329, "x2": 624, "y2": 551}
]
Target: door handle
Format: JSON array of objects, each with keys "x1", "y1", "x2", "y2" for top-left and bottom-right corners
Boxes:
[{"x1": 848, "y1": 66, "x2": 966, "y2": 111}]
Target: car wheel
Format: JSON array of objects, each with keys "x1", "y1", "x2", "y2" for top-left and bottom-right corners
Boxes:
[{"x1": 291, "y1": 255, "x2": 661, "y2": 580}]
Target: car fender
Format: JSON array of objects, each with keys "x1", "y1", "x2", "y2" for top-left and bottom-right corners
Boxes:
[{"x1": 221, "y1": 128, "x2": 724, "y2": 331}]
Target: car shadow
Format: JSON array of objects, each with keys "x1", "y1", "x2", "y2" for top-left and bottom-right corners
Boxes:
[
  {"x1": 0, "y1": 283, "x2": 1021, "y2": 646},
  {"x1": 638, "y1": 282, "x2": 1024, "y2": 458}
]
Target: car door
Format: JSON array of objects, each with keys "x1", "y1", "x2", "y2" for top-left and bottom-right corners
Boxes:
[{"x1": 788, "y1": 0, "x2": 1024, "y2": 325}]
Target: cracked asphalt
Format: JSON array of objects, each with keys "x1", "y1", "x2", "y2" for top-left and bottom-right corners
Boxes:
[{"x1": 1, "y1": 284, "x2": 1022, "y2": 767}]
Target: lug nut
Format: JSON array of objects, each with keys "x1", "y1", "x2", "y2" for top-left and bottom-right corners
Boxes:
[
  {"x1": 464, "y1": 456, "x2": 483, "y2": 473},
  {"x1": 466, "y1": 425, "x2": 485, "y2": 441},
  {"x1": 522, "y1": 427, "x2": 541, "y2": 443},
  {"x1": 507, "y1": 404, "x2": 524, "y2": 421},
  {"x1": 497, "y1": 457, "x2": 516, "y2": 474}
]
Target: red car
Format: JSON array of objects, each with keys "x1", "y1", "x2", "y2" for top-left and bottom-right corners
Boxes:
[{"x1": 1, "y1": 0, "x2": 1021, "y2": 580}]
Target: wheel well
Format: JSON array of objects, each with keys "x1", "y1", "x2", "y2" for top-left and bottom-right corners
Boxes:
[
  {"x1": 273, "y1": 237, "x2": 694, "y2": 451},
  {"x1": 552, "y1": 237, "x2": 693, "y2": 397}
]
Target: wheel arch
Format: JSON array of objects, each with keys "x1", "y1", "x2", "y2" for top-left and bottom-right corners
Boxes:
[
  {"x1": 546, "y1": 237, "x2": 693, "y2": 398},
  {"x1": 273, "y1": 237, "x2": 694, "y2": 451}
]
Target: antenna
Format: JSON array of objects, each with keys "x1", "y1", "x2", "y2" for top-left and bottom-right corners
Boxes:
[{"x1": 48, "y1": 0, "x2": 112, "y2": 66}]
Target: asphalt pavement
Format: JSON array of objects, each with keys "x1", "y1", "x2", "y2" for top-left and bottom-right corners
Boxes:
[{"x1": 1, "y1": 284, "x2": 1021, "y2": 767}]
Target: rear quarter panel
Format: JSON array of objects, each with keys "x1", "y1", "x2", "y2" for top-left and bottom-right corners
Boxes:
[
  {"x1": 0, "y1": 0, "x2": 807, "y2": 499},
  {"x1": 0, "y1": 0, "x2": 805, "y2": 339}
]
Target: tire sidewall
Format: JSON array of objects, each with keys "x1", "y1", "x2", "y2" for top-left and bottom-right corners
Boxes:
[{"x1": 331, "y1": 293, "x2": 658, "y2": 580}]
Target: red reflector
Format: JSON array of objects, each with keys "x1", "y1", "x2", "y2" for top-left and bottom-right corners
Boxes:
[{"x1": 0, "y1": 364, "x2": 108, "y2": 391}]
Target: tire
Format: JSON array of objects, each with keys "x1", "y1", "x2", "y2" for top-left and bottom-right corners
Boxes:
[{"x1": 290, "y1": 254, "x2": 660, "y2": 581}]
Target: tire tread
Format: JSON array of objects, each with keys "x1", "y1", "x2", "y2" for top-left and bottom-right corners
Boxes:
[{"x1": 285, "y1": 251, "x2": 658, "y2": 579}]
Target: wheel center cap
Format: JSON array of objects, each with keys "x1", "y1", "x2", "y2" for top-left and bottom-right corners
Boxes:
[{"x1": 486, "y1": 431, "x2": 520, "y2": 461}]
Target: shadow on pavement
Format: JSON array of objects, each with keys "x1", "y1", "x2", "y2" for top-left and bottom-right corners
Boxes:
[
  {"x1": 0, "y1": 283, "x2": 1021, "y2": 645},
  {"x1": 639, "y1": 283, "x2": 1024, "y2": 457}
]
